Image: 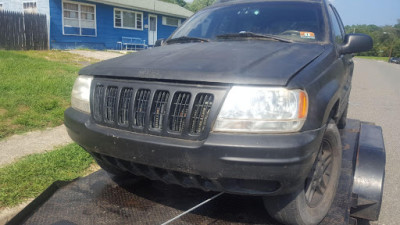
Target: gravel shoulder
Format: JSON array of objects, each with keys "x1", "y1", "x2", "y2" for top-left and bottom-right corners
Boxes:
[{"x1": 349, "y1": 58, "x2": 400, "y2": 225}]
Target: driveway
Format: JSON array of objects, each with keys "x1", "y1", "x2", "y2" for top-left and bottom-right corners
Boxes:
[{"x1": 68, "y1": 50, "x2": 125, "y2": 61}]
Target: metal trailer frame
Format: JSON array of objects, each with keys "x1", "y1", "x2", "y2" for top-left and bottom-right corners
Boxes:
[{"x1": 7, "y1": 119, "x2": 385, "y2": 225}]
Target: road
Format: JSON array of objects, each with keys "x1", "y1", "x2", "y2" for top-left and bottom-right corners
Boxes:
[{"x1": 349, "y1": 58, "x2": 400, "y2": 225}]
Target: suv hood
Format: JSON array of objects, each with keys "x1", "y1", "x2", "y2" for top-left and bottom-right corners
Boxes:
[{"x1": 80, "y1": 41, "x2": 325, "y2": 86}]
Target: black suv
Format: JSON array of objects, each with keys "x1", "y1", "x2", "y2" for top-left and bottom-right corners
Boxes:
[{"x1": 65, "y1": 0, "x2": 372, "y2": 224}]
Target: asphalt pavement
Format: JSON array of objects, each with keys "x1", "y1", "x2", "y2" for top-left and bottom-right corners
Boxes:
[{"x1": 349, "y1": 58, "x2": 400, "y2": 225}]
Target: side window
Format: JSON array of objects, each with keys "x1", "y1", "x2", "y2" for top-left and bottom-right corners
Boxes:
[
  {"x1": 332, "y1": 7, "x2": 346, "y2": 37},
  {"x1": 328, "y1": 5, "x2": 343, "y2": 44}
]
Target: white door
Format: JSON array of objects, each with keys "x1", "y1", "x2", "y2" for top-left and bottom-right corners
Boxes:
[{"x1": 148, "y1": 15, "x2": 157, "y2": 46}]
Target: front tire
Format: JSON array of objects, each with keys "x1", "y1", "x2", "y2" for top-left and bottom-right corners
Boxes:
[{"x1": 264, "y1": 122, "x2": 342, "y2": 225}]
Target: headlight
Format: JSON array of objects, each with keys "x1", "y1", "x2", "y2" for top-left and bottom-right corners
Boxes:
[
  {"x1": 71, "y1": 75, "x2": 93, "y2": 113},
  {"x1": 213, "y1": 87, "x2": 308, "y2": 133}
]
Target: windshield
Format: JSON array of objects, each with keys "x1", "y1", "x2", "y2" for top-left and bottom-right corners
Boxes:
[{"x1": 171, "y1": 2, "x2": 326, "y2": 43}]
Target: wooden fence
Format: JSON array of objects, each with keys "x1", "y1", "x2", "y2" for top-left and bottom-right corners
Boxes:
[{"x1": 0, "y1": 11, "x2": 48, "y2": 50}]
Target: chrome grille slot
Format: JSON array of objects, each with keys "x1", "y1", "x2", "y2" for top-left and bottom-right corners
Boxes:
[
  {"x1": 190, "y1": 93, "x2": 214, "y2": 134},
  {"x1": 151, "y1": 90, "x2": 170, "y2": 130},
  {"x1": 133, "y1": 89, "x2": 151, "y2": 127},
  {"x1": 93, "y1": 84, "x2": 104, "y2": 122},
  {"x1": 169, "y1": 92, "x2": 191, "y2": 133},
  {"x1": 104, "y1": 86, "x2": 118, "y2": 123},
  {"x1": 118, "y1": 88, "x2": 133, "y2": 126}
]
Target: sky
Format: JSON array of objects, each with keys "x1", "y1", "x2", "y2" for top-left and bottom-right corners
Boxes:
[
  {"x1": 331, "y1": 0, "x2": 400, "y2": 26},
  {"x1": 183, "y1": 0, "x2": 400, "y2": 26}
]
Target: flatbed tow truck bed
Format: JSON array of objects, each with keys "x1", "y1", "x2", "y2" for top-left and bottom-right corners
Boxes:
[{"x1": 7, "y1": 119, "x2": 386, "y2": 225}]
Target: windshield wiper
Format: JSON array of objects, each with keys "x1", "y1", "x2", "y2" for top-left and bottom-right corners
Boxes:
[
  {"x1": 166, "y1": 36, "x2": 210, "y2": 44},
  {"x1": 216, "y1": 32, "x2": 293, "y2": 43}
]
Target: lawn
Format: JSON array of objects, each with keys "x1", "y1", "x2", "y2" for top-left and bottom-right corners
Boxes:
[
  {"x1": 356, "y1": 56, "x2": 389, "y2": 62},
  {"x1": 0, "y1": 50, "x2": 99, "y2": 139},
  {"x1": 0, "y1": 144, "x2": 96, "y2": 208}
]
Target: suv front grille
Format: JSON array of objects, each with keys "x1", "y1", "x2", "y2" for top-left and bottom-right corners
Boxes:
[
  {"x1": 169, "y1": 92, "x2": 191, "y2": 133},
  {"x1": 151, "y1": 90, "x2": 170, "y2": 130},
  {"x1": 91, "y1": 80, "x2": 226, "y2": 140},
  {"x1": 104, "y1": 86, "x2": 118, "y2": 123},
  {"x1": 118, "y1": 88, "x2": 133, "y2": 126},
  {"x1": 133, "y1": 89, "x2": 151, "y2": 127},
  {"x1": 190, "y1": 94, "x2": 214, "y2": 134},
  {"x1": 93, "y1": 85, "x2": 105, "y2": 122}
]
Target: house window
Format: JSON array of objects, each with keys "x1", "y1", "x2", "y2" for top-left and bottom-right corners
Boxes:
[
  {"x1": 114, "y1": 9, "x2": 143, "y2": 30},
  {"x1": 23, "y1": 2, "x2": 38, "y2": 14},
  {"x1": 63, "y1": 1, "x2": 96, "y2": 36},
  {"x1": 162, "y1": 16, "x2": 181, "y2": 27}
]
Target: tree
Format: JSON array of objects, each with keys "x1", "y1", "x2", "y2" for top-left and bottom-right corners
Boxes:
[
  {"x1": 187, "y1": 0, "x2": 216, "y2": 12},
  {"x1": 345, "y1": 24, "x2": 400, "y2": 57},
  {"x1": 160, "y1": 0, "x2": 187, "y2": 7},
  {"x1": 395, "y1": 19, "x2": 400, "y2": 29}
]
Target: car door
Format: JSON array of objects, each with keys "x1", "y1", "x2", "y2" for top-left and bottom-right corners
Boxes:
[
  {"x1": 328, "y1": 4, "x2": 351, "y2": 114},
  {"x1": 333, "y1": 6, "x2": 354, "y2": 99}
]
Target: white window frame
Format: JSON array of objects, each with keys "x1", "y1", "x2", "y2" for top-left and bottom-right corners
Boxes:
[
  {"x1": 62, "y1": 0, "x2": 97, "y2": 37},
  {"x1": 162, "y1": 16, "x2": 181, "y2": 27},
  {"x1": 23, "y1": 1, "x2": 38, "y2": 14},
  {"x1": 114, "y1": 8, "x2": 143, "y2": 31}
]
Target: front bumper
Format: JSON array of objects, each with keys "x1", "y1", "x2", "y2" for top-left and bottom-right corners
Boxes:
[{"x1": 65, "y1": 107, "x2": 325, "y2": 196}]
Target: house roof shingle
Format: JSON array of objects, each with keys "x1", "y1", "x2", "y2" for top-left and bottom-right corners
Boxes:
[{"x1": 92, "y1": 0, "x2": 193, "y2": 18}]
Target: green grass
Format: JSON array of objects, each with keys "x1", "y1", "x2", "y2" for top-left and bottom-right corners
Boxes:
[
  {"x1": 356, "y1": 56, "x2": 389, "y2": 62},
  {"x1": 0, "y1": 144, "x2": 95, "y2": 208},
  {"x1": 0, "y1": 50, "x2": 99, "y2": 139}
]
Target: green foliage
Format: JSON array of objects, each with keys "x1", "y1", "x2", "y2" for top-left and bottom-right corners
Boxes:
[
  {"x1": 160, "y1": 0, "x2": 187, "y2": 7},
  {"x1": 161, "y1": 0, "x2": 216, "y2": 12},
  {"x1": 0, "y1": 144, "x2": 94, "y2": 208},
  {"x1": 345, "y1": 21, "x2": 400, "y2": 57},
  {"x1": 0, "y1": 50, "x2": 98, "y2": 139},
  {"x1": 187, "y1": 0, "x2": 216, "y2": 12}
]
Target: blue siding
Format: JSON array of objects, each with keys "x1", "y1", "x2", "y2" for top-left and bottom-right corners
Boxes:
[
  {"x1": 157, "y1": 16, "x2": 181, "y2": 40},
  {"x1": 49, "y1": 0, "x2": 185, "y2": 50}
]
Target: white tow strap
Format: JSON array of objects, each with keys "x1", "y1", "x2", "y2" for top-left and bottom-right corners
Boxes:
[{"x1": 160, "y1": 192, "x2": 225, "y2": 225}]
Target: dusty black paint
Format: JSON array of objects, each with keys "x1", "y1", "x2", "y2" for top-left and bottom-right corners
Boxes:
[
  {"x1": 67, "y1": 0, "x2": 372, "y2": 197},
  {"x1": 80, "y1": 41, "x2": 325, "y2": 86}
]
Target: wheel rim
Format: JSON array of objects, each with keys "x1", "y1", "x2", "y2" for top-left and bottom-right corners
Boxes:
[{"x1": 305, "y1": 139, "x2": 334, "y2": 208}]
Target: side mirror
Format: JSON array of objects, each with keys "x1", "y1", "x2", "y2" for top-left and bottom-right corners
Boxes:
[
  {"x1": 155, "y1": 39, "x2": 165, "y2": 47},
  {"x1": 340, "y1": 34, "x2": 373, "y2": 55}
]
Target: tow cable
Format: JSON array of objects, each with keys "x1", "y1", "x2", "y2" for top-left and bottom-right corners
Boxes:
[{"x1": 161, "y1": 192, "x2": 225, "y2": 225}]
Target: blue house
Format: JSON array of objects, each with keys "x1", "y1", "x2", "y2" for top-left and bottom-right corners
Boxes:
[
  {"x1": 49, "y1": 0, "x2": 193, "y2": 49},
  {"x1": 1, "y1": 0, "x2": 192, "y2": 49}
]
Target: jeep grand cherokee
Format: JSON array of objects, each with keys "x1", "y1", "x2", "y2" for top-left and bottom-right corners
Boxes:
[{"x1": 64, "y1": 0, "x2": 372, "y2": 224}]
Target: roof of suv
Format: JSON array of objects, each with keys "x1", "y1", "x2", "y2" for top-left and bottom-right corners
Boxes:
[{"x1": 213, "y1": 0, "x2": 325, "y2": 6}]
